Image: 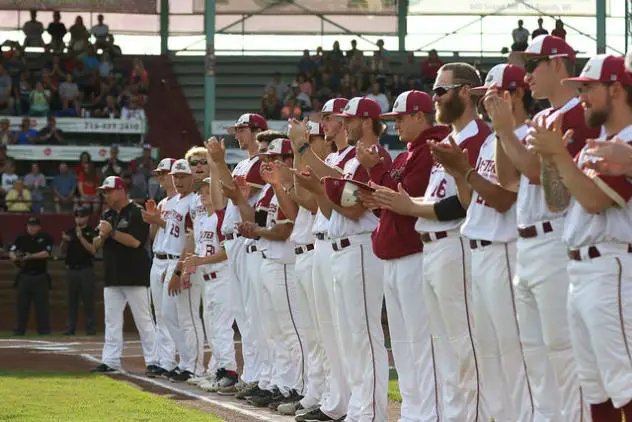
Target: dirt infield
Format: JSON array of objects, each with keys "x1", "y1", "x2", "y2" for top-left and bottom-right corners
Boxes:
[{"x1": 0, "y1": 337, "x2": 401, "y2": 421}]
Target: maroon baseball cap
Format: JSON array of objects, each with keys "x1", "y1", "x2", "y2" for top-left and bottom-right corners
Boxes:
[
  {"x1": 97, "y1": 176, "x2": 126, "y2": 191},
  {"x1": 381, "y1": 90, "x2": 433, "y2": 119},
  {"x1": 227, "y1": 113, "x2": 268, "y2": 133},
  {"x1": 519, "y1": 34, "x2": 576, "y2": 62},
  {"x1": 563, "y1": 54, "x2": 632, "y2": 89},
  {"x1": 471, "y1": 64, "x2": 528, "y2": 94},
  {"x1": 336, "y1": 97, "x2": 382, "y2": 120}
]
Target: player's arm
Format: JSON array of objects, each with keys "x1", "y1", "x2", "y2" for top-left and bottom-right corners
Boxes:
[
  {"x1": 270, "y1": 183, "x2": 298, "y2": 221},
  {"x1": 497, "y1": 127, "x2": 541, "y2": 184},
  {"x1": 209, "y1": 160, "x2": 228, "y2": 211},
  {"x1": 233, "y1": 191, "x2": 256, "y2": 223},
  {"x1": 463, "y1": 170, "x2": 517, "y2": 212},
  {"x1": 297, "y1": 145, "x2": 345, "y2": 179},
  {"x1": 541, "y1": 156, "x2": 571, "y2": 212},
  {"x1": 195, "y1": 247, "x2": 228, "y2": 265},
  {"x1": 76, "y1": 230, "x2": 96, "y2": 255},
  {"x1": 113, "y1": 208, "x2": 150, "y2": 249},
  {"x1": 290, "y1": 154, "x2": 318, "y2": 213},
  {"x1": 25, "y1": 235, "x2": 53, "y2": 260},
  {"x1": 253, "y1": 221, "x2": 294, "y2": 241},
  {"x1": 495, "y1": 134, "x2": 521, "y2": 191}
]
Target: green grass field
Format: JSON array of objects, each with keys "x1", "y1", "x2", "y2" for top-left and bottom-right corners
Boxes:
[{"x1": 0, "y1": 371, "x2": 223, "y2": 421}]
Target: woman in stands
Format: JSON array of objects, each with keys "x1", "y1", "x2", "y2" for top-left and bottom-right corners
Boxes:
[
  {"x1": 69, "y1": 16, "x2": 90, "y2": 55},
  {"x1": 78, "y1": 162, "x2": 100, "y2": 213}
]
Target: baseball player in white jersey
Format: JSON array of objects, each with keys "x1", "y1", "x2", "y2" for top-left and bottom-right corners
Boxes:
[
  {"x1": 143, "y1": 158, "x2": 178, "y2": 378},
  {"x1": 373, "y1": 63, "x2": 487, "y2": 421},
  {"x1": 431, "y1": 64, "x2": 534, "y2": 421},
  {"x1": 288, "y1": 98, "x2": 355, "y2": 421},
  {"x1": 529, "y1": 54, "x2": 632, "y2": 421},
  {"x1": 492, "y1": 35, "x2": 599, "y2": 421}
]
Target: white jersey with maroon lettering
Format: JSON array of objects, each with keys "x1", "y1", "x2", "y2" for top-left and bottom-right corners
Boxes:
[
  {"x1": 153, "y1": 195, "x2": 178, "y2": 253},
  {"x1": 189, "y1": 192, "x2": 207, "y2": 229},
  {"x1": 461, "y1": 133, "x2": 518, "y2": 242},
  {"x1": 290, "y1": 207, "x2": 315, "y2": 246},
  {"x1": 221, "y1": 156, "x2": 264, "y2": 235},
  {"x1": 161, "y1": 192, "x2": 194, "y2": 255},
  {"x1": 312, "y1": 146, "x2": 356, "y2": 235},
  {"x1": 259, "y1": 190, "x2": 295, "y2": 264},
  {"x1": 195, "y1": 209, "x2": 228, "y2": 273},
  {"x1": 563, "y1": 124, "x2": 632, "y2": 249},
  {"x1": 415, "y1": 119, "x2": 489, "y2": 234}
]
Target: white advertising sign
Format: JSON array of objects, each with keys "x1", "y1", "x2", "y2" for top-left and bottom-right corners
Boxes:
[
  {"x1": 1, "y1": 116, "x2": 146, "y2": 134},
  {"x1": 6, "y1": 145, "x2": 149, "y2": 162},
  {"x1": 408, "y1": 0, "x2": 601, "y2": 16}
]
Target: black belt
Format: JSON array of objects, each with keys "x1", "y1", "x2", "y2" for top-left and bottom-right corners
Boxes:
[
  {"x1": 225, "y1": 233, "x2": 242, "y2": 241},
  {"x1": 568, "y1": 244, "x2": 632, "y2": 261},
  {"x1": 246, "y1": 245, "x2": 258, "y2": 253},
  {"x1": 518, "y1": 221, "x2": 553, "y2": 239},
  {"x1": 203, "y1": 272, "x2": 217, "y2": 281},
  {"x1": 469, "y1": 240, "x2": 492, "y2": 250},
  {"x1": 295, "y1": 244, "x2": 314, "y2": 255},
  {"x1": 155, "y1": 253, "x2": 179, "y2": 260},
  {"x1": 420, "y1": 231, "x2": 448, "y2": 243},
  {"x1": 67, "y1": 264, "x2": 92, "y2": 270},
  {"x1": 315, "y1": 233, "x2": 327, "y2": 241},
  {"x1": 331, "y1": 238, "x2": 351, "y2": 252}
]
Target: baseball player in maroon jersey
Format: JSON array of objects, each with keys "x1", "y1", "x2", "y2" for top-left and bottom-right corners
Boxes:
[
  {"x1": 373, "y1": 63, "x2": 487, "y2": 421},
  {"x1": 431, "y1": 64, "x2": 534, "y2": 421},
  {"x1": 492, "y1": 35, "x2": 599, "y2": 421},
  {"x1": 356, "y1": 90, "x2": 449, "y2": 422},
  {"x1": 288, "y1": 98, "x2": 355, "y2": 421},
  {"x1": 528, "y1": 54, "x2": 632, "y2": 422}
]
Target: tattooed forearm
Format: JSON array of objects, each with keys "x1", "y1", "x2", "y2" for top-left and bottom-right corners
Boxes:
[{"x1": 540, "y1": 156, "x2": 571, "y2": 212}]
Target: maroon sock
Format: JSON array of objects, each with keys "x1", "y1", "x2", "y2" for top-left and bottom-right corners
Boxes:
[
  {"x1": 591, "y1": 400, "x2": 620, "y2": 422},
  {"x1": 621, "y1": 399, "x2": 632, "y2": 420}
]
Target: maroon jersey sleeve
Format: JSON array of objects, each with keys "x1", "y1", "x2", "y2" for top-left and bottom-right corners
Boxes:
[
  {"x1": 184, "y1": 212, "x2": 193, "y2": 232},
  {"x1": 563, "y1": 105, "x2": 601, "y2": 158},
  {"x1": 335, "y1": 147, "x2": 356, "y2": 171}
]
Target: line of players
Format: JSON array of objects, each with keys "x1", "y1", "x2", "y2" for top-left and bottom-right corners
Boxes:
[{"x1": 141, "y1": 34, "x2": 632, "y2": 422}]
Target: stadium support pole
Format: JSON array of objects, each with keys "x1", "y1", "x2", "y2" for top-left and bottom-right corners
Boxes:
[
  {"x1": 398, "y1": 0, "x2": 407, "y2": 52},
  {"x1": 596, "y1": 0, "x2": 606, "y2": 54},
  {"x1": 160, "y1": 0, "x2": 169, "y2": 55},
  {"x1": 204, "y1": 0, "x2": 217, "y2": 139}
]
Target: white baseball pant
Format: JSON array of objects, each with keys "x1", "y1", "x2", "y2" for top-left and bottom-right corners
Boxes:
[
  {"x1": 161, "y1": 260, "x2": 205, "y2": 376},
  {"x1": 384, "y1": 251, "x2": 439, "y2": 422},
  {"x1": 200, "y1": 267, "x2": 237, "y2": 373},
  {"x1": 258, "y1": 257, "x2": 305, "y2": 396},
  {"x1": 313, "y1": 237, "x2": 351, "y2": 419},
  {"x1": 224, "y1": 237, "x2": 259, "y2": 384},
  {"x1": 295, "y1": 245, "x2": 327, "y2": 409},
  {"x1": 331, "y1": 233, "x2": 388, "y2": 422},
  {"x1": 101, "y1": 286, "x2": 158, "y2": 369},
  {"x1": 471, "y1": 241, "x2": 533, "y2": 422},
  {"x1": 149, "y1": 256, "x2": 177, "y2": 371},
  {"x1": 421, "y1": 233, "x2": 479, "y2": 422},
  {"x1": 514, "y1": 219, "x2": 586, "y2": 422},
  {"x1": 567, "y1": 244, "x2": 632, "y2": 410}
]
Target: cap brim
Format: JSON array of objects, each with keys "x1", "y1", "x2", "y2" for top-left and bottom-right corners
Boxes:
[
  {"x1": 227, "y1": 124, "x2": 248, "y2": 134},
  {"x1": 97, "y1": 186, "x2": 115, "y2": 191},
  {"x1": 562, "y1": 77, "x2": 598, "y2": 89},
  {"x1": 152, "y1": 169, "x2": 169, "y2": 174},
  {"x1": 345, "y1": 179, "x2": 376, "y2": 192},
  {"x1": 379, "y1": 111, "x2": 405, "y2": 120},
  {"x1": 169, "y1": 171, "x2": 192, "y2": 176}
]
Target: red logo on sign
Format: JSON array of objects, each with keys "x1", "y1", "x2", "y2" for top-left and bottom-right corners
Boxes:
[
  {"x1": 44, "y1": 148, "x2": 52, "y2": 156},
  {"x1": 99, "y1": 149, "x2": 107, "y2": 157}
]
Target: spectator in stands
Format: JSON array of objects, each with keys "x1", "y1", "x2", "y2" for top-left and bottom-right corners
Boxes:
[
  {"x1": 53, "y1": 162, "x2": 77, "y2": 213},
  {"x1": 93, "y1": 95, "x2": 119, "y2": 118},
  {"x1": 265, "y1": 72, "x2": 288, "y2": 103},
  {"x1": 281, "y1": 98, "x2": 302, "y2": 120},
  {"x1": 296, "y1": 73, "x2": 313, "y2": 97},
  {"x1": 366, "y1": 82, "x2": 390, "y2": 113},
  {"x1": 131, "y1": 59, "x2": 149, "y2": 89},
  {"x1": 552, "y1": 19, "x2": 566, "y2": 39},
  {"x1": 348, "y1": 45, "x2": 366, "y2": 74},
  {"x1": 22, "y1": 10, "x2": 45, "y2": 49},
  {"x1": 77, "y1": 162, "x2": 99, "y2": 211},
  {"x1": 389, "y1": 74, "x2": 408, "y2": 99},
  {"x1": 5, "y1": 48, "x2": 25, "y2": 87},
  {"x1": 75, "y1": 151, "x2": 91, "y2": 177},
  {"x1": 0, "y1": 144, "x2": 9, "y2": 169},
  {"x1": 329, "y1": 41, "x2": 345, "y2": 73},
  {"x1": 347, "y1": 39, "x2": 359, "y2": 58},
  {"x1": 59, "y1": 74, "x2": 80, "y2": 115},
  {"x1": 126, "y1": 162, "x2": 147, "y2": 201},
  {"x1": 47, "y1": 11, "x2": 67, "y2": 54},
  {"x1": 41, "y1": 69, "x2": 62, "y2": 112},
  {"x1": 5, "y1": 178, "x2": 31, "y2": 212},
  {"x1": 99, "y1": 53, "x2": 114, "y2": 79},
  {"x1": 82, "y1": 46, "x2": 100, "y2": 72},
  {"x1": 91, "y1": 14, "x2": 109, "y2": 50},
  {"x1": 0, "y1": 157, "x2": 17, "y2": 209},
  {"x1": 101, "y1": 146, "x2": 124, "y2": 178},
  {"x1": 29, "y1": 81, "x2": 51, "y2": 116},
  {"x1": 261, "y1": 86, "x2": 280, "y2": 119},
  {"x1": 104, "y1": 34, "x2": 122, "y2": 57},
  {"x1": 289, "y1": 82, "x2": 311, "y2": 109},
  {"x1": 403, "y1": 52, "x2": 418, "y2": 81},
  {"x1": 421, "y1": 49, "x2": 443, "y2": 87},
  {"x1": 512, "y1": 19, "x2": 530, "y2": 51},
  {"x1": 312, "y1": 46, "x2": 324, "y2": 68},
  {"x1": 298, "y1": 50, "x2": 316, "y2": 75},
  {"x1": 69, "y1": 16, "x2": 90, "y2": 56},
  {"x1": 135, "y1": 146, "x2": 154, "y2": 185},
  {"x1": 0, "y1": 65, "x2": 14, "y2": 115},
  {"x1": 0, "y1": 118, "x2": 15, "y2": 145},
  {"x1": 532, "y1": 17, "x2": 548, "y2": 38},
  {"x1": 49, "y1": 55, "x2": 67, "y2": 82},
  {"x1": 16, "y1": 117, "x2": 37, "y2": 144},
  {"x1": 37, "y1": 116, "x2": 64, "y2": 144},
  {"x1": 120, "y1": 97, "x2": 146, "y2": 120},
  {"x1": 24, "y1": 162, "x2": 46, "y2": 212},
  {"x1": 15, "y1": 71, "x2": 32, "y2": 115}
]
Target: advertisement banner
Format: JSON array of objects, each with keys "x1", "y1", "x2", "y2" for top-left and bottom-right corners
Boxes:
[
  {"x1": 6, "y1": 145, "x2": 149, "y2": 162},
  {"x1": 2, "y1": 116, "x2": 146, "y2": 134},
  {"x1": 407, "y1": 0, "x2": 600, "y2": 16},
  {"x1": 0, "y1": 0, "x2": 157, "y2": 14},
  {"x1": 195, "y1": 0, "x2": 396, "y2": 15}
]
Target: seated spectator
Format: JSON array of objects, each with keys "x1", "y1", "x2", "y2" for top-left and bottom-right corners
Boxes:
[
  {"x1": 91, "y1": 14, "x2": 109, "y2": 50},
  {"x1": 1, "y1": 158, "x2": 18, "y2": 193},
  {"x1": 48, "y1": 55, "x2": 67, "y2": 82},
  {"x1": 120, "y1": 97, "x2": 146, "y2": 120},
  {"x1": 69, "y1": 16, "x2": 90, "y2": 56},
  {"x1": 288, "y1": 83, "x2": 311, "y2": 109},
  {"x1": 75, "y1": 151, "x2": 91, "y2": 177},
  {"x1": 93, "y1": 95, "x2": 119, "y2": 118},
  {"x1": 41, "y1": 69, "x2": 62, "y2": 112},
  {"x1": 295, "y1": 73, "x2": 313, "y2": 97},
  {"x1": 366, "y1": 82, "x2": 390, "y2": 113},
  {"x1": 403, "y1": 52, "x2": 418, "y2": 81},
  {"x1": 15, "y1": 71, "x2": 32, "y2": 115},
  {"x1": 104, "y1": 34, "x2": 122, "y2": 57},
  {"x1": 47, "y1": 11, "x2": 67, "y2": 54},
  {"x1": 22, "y1": 10, "x2": 45, "y2": 48},
  {"x1": 389, "y1": 74, "x2": 408, "y2": 99},
  {"x1": 99, "y1": 53, "x2": 114, "y2": 79},
  {"x1": 52, "y1": 162, "x2": 77, "y2": 213},
  {"x1": 127, "y1": 162, "x2": 147, "y2": 199},
  {"x1": 0, "y1": 118, "x2": 15, "y2": 144},
  {"x1": 101, "y1": 145, "x2": 124, "y2": 178},
  {"x1": 0, "y1": 65, "x2": 14, "y2": 114},
  {"x1": 532, "y1": 18, "x2": 548, "y2": 38},
  {"x1": 280, "y1": 98, "x2": 302, "y2": 120},
  {"x1": 77, "y1": 162, "x2": 99, "y2": 211},
  {"x1": 5, "y1": 178, "x2": 31, "y2": 212},
  {"x1": 420, "y1": 49, "x2": 443, "y2": 86},
  {"x1": 5, "y1": 49, "x2": 25, "y2": 86},
  {"x1": 16, "y1": 117, "x2": 37, "y2": 144},
  {"x1": 37, "y1": 116, "x2": 64, "y2": 144},
  {"x1": 265, "y1": 72, "x2": 288, "y2": 103},
  {"x1": 59, "y1": 74, "x2": 80, "y2": 115},
  {"x1": 298, "y1": 50, "x2": 316, "y2": 75},
  {"x1": 260, "y1": 86, "x2": 280, "y2": 120},
  {"x1": 29, "y1": 82, "x2": 51, "y2": 116},
  {"x1": 124, "y1": 169, "x2": 146, "y2": 204},
  {"x1": 552, "y1": 19, "x2": 566, "y2": 39},
  {"x1": 131, "y1": 59, "x2": 149, "y2": 89},
  {"x1": 136, "y1": 146, "x2": 155, "y2": 183},
  {"x1": 82, "y1": 46, "x2": 100, "y2": 71},
  {"x1": 24, "y1": 162, "x2": 46, "y2": 212},
  {"x1": 512, "y1": 19, "x2": 530, "y2": 51}
]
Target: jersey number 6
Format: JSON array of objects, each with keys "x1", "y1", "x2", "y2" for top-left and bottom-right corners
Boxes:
[{"x1": 431, "y1": 179, "x2": 447, "y2": 198}]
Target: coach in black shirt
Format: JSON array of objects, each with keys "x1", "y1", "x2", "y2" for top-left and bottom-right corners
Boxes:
[
  {"x1": 90, "y1": 176, "x2": 157, "y2": 374},
  {"x1": 61, "y1": 206, "x2": 96, "y2": 336},
  {"x1": 9, "y1": 217, "x2": 53, "y2": 335}
]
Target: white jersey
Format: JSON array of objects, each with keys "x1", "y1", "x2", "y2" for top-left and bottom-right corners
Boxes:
[
  {"x1": 152, "y1": 195, "x2": 177, "y2": 253},
  {"x1": 461, "y1": 133, "x2": 518, "y2": 243},
  {"x1": 257, "y1": 186, "x2": 295, "y2": 263},
  {"x1": 221, "y1": 156, "x2": 264, "y2": 235},
  {"x1": 415, "y1": 119, "x2": 490, "y2": 234},
  {"x1": 312, "y1": 146, "x2": 356, "y2": 235},
  {"x1": 160, "y1": 192, "x2": 194, "y2": 255},
  {"x1": 189, "y1": 192, "x2": 207, "y2": 230},
  {"x1": 195, "y1": 209, "x2": 228, "y2": 272},
  {"x1": 563, "y1": 124, "x2": 632, "y2": 249},
  {"x1": 290, "y1": 207, "x2": 315, "y2": 245}
]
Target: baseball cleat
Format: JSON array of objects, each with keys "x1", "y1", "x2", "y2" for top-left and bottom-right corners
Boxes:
[
  {"x1": 215, "y1": 370, "x2": 239, "y2": 396},
  {"x1": 278, "y1": 402, "x2": 312, "y2": 416},
  {"x1": 295, "y1": 408, "x2": 336, "y2": 422},
  {"x1": 170, "y1": 370, "x2": 194, "y2": 382},
  {"x1": 247, "y1": 388, "x2": 279, "y2": 407},
  {"x1": 187, "y1": 373, "x2": 212, "y2": 386},
  {"x1": 162, "y1": 368, "x2": 180, "y2": 380},
  {"x1": 145, "y1": 365, "x2": 166, "y2": 378},
  {"x1": 235, "y1": 383, "x2": 260, "y2": 400},
  {"x1": 90, "y1": 363, "x2": 120, "y2": 374}
]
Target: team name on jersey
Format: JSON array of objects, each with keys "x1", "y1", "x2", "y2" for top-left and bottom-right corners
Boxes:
[
  {"x1": 477, "y1": 159, "x2": 496, "y2": 179},
  {"x1": 191, "y1": 205, "x2": 206, "y2": 220},
  {"x1": 201, "y1": 231, "x2": 216, "y2": 241},
  {"x1": 164, "y1": 209, "x2": 184, "y2": 222}
]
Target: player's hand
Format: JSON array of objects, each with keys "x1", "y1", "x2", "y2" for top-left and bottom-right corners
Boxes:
[
  {"x1": 274, "y1": 159, "x2": 294, "y2": 186},
  {"x1": 291, "y1": 166, "x2": 322, "y2": 193},
  {"x1": 585, "y1": 137, "x2": 632, "y2": 176},
  {"x1": 357, "y1": 188, "x2": 379, "y2": 210},
  {"x1": 75, "y1": 227, "x2": 83, "y2": 238},
  {"x1": 287, "y1": 118, "x2": 310, "y2": 152},
  {"x1": 526, "y1": 115, "x2": 573, "y2": 159},
  {"x1": 141, "y1": 209, "x2": 161, "y2": 225},
  {"x1": 372, "y1": 183, "x2": 417, "y2": 215},
  {"x1": 98, "y1": 220, "x2": 112, "y2": 237},
  {"x1": 356, "y1": 141, "x2": 382, "y2": 170},
  {"x1": 236, "y1": 221, "x2": 258, "y2": 239},
  {"x1": 184, "y1": 255, "x2": 202, "y2": 269},
  {"x1": 220, "y1": 180, "x2": 242, "y2": 201},
  {"x1": 206, "y1": 136, "x2": 226, "y2": 163},
  {"x1": 261, "y1": 161, "x2": 282, "y2": 187},
  {"x1": 483, "y1": 89, "x2": 515, "y2": 136},
  {"x1": 430, "y1": 136, "x2": 471, "y2": 178},
  {"x1": 168, "y1": 271, "x2": 181, "y2": 296},
  {"x1": 145, "y1": 199, "x2": 157, "y2": 212}
]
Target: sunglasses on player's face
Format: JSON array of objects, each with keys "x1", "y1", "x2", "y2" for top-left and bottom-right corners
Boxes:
[
  {"x1": 524, "y1": 57, "x2": 550, "y2": 74},
  {"x1": 432, "y1": 83, "x2": 464, "y2": 97},
  {"x1": 188, "y1": 159, "x2": 208, "y2": 166}
]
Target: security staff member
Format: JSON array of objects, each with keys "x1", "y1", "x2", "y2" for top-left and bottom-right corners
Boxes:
[
  {"x1": 9, "y1": 217, "x2": 53, "y2": 335},
  {"x1": 61, "y1": 206, "x2": 97, "y2": 336}
]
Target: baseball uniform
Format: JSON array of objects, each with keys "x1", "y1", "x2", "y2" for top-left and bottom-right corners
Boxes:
[
  {"x1": 514, "y1": 97, "x2": 598, "y2": 421},
  {"x1": 311, "y1": 145, "x2": 356, "y2": 419},
  {"x1": 327, "y1": 146, "x2": 392, "y2": 422},
  {"x1": 369, "y1": 122, "x2": 449, "y2": 422},
  {"x1": 461, "y1": 127, "x2": 533, "y2": 422},
  {"x1": 149, "y1": 195, "x2": 178, "y2": 372},
  {"x1": 414, "y1": 118, "x2": 488, "y2": 421}
]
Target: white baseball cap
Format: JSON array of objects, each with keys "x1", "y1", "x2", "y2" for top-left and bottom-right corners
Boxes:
[
  {"x1": 169, "y1": 159, "x2": 192, "y2": 175},
  {"x1": 152, "y1": 158, "x2": 176, "y2": 174},
  {"x1": 563, "y1": 54, "x2": 632, "y2": 89}
]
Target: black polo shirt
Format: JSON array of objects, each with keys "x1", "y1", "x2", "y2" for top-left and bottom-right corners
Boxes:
[
  {"x1": 64, "y1": 226, "x2": 96, "y2": 268},
  {"x1": 10, "y1": 232, "x2": 53, "y2": 275},
  {"x1": 101, "y1": 200, "x2": 150, "y2": 287}
]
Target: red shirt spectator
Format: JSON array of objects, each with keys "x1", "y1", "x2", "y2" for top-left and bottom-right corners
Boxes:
[
  {"x1": 552, "y1": 20, "x2": 566, "y2": 40},
  {"x1": 420, "y1": 49, "x2": 444, "y2": 83}
]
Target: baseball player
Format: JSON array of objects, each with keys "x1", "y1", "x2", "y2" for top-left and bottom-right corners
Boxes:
[
  {"x1": 143, "y1": 158, "x2": 178, "y2": 378},
  {"x1": 288, "y1": 98, "x2": 355, "y2": 421},
  {"x1": 431, "y1": 64, "x2": 534, "y2": 421},
  {"x1": 493, "y1": 35, "x2": 599, "y2": 421},
  {"x1": 529, "y1": 54, "x2": 632, "y2": 421},
  {"x1": 296, "y1": 96, "x2": 392, "y2": 422},
  {"x1": 372, "y1": 63, "x2": 488, "y2": 421},
  {"x1": 356, "y1": 90, "x2": 449, "y2": 422}
]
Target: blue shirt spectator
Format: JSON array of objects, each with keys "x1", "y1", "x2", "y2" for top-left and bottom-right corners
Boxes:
[
  {"x1": 53, "y1": 163, "x2": 77, "y2": 197},
  {"x1": 16, "y1": 117, "x2": 38, "y2": 144}
]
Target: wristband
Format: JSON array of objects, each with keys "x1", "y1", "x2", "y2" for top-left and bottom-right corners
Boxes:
[
  {"x1": 464, "y1": 168, "x2": 476, "y2": 183},
  {"x1": 284, "y1": 185, "x2": 295, "y2": 194},
  {"x1": 298, "y1": 142, "x2": 310, "y2": 155}
]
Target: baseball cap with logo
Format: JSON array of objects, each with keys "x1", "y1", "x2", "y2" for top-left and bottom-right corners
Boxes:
[
  {"x1": 322, "y1": 176, "x2": 375, "y2": 207},
  {"x1": 562, "y1": 54, "x2": 632, "y2": 89},
  {"x1": 227, "y1": 113, "x2": 268, "y2": 134},
  {"x1": 97, "y1": 176, "x2": 126, "y2": 191},
  {"x1": 169, "y1": 159, "x2": 192, "y2": 175},
  {"x1": 321, "y1": 98, "x2": 349, "y2": 115},
  {"x1": 380, "y1": 90, "x2": 433, "y2": 119},
  {"x1": 258, "y1": 138, "x2": 293, "y2": 156},
  {"x1": 520, "y1": 34, "x2": 576, "y2": 63},
  {"x1": 152, "y1": 158, "x2": 176, "y2": 174},
  {"x1": 307, "y1": 121, "x2": 325, "y2": 137},
  {"x1": 336, "y1": 97, "x2": 382, "y2": 120},
  {"x1": 471, "y1": 64, "x2": 528, "y2": 94}
]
